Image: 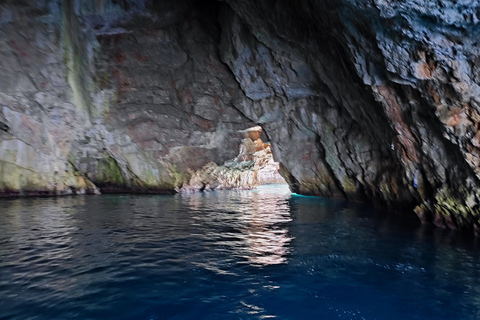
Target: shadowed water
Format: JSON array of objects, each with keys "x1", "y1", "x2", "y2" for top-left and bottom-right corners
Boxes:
[{"x1": 1, "y1": 185, "x2": 480, "y2": 319}]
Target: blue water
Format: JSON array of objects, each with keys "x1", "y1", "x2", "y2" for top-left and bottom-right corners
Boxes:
[{"x1": 1, "y1": 185, "x2": 480, "y2": 320}]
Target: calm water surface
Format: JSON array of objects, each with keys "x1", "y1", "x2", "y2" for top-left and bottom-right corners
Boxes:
[{"x1": 1, "y1": 185, "x2": 480, "y2": 320}]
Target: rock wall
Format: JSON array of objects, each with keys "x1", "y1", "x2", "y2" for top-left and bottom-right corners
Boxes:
[
  {"x1": 0, "y1": 0, "x2": 254, "y2": 195},
  {"x1": 220, "y1": 0, "x2": 480, "y2": 233},
  {"x1": 1, "y1": 0, "x2": 480, "y2": 232}
]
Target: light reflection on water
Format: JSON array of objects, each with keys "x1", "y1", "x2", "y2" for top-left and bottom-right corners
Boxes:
[
  {"x1": 1, "y1": 185, "x2": 480, "y2": 319},
  {"x1": 187, "y1": 185, "x2": 293, "y2": 268}
]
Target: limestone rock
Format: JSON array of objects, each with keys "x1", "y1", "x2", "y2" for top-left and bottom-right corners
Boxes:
[
  {"x1": 219, "y1": 0, "x2": 480, "y2": 232},
  {"x1": 3, "y1": 0, "x2": 480, "y2": 233},
  {"x1": 0, "y1": 0, "x2": 254, "y2": 195},
  {"x1": 178, "y1": 126, "x2": 286, "y2": 191}
]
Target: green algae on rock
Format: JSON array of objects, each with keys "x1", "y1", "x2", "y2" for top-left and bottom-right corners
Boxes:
[{"x1": 2, "y1": 0, "x2": 480, "y2": 234}]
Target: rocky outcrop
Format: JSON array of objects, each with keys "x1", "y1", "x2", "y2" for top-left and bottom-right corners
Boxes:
[
  {"x1": 179, "y1": 126, "x2": 285, "y2": 192},
  {"x1": 235, "y1": 126, "x2": 285, "y2": 186},
  {"x1": 2, "y1": 0, "x2": 480, "y2": 233}
]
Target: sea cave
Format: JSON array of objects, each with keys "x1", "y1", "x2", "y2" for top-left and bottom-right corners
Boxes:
[{"x1": 2, "y1": 0, "x2": 480, "y2": 319}]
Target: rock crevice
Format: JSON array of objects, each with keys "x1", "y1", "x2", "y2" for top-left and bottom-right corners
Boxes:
[{"x1": 2, "y1": 0, "x2": 480, "y2": 233}]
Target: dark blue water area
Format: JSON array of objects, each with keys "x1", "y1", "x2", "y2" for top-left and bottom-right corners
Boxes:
[{"x1": 1, "y1": 185, "x2": 480, "y2": 320}]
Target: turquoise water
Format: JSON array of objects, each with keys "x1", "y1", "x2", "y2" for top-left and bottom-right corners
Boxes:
[{"x1": 1, "y1": 185, "x2": 480, "y2": 319}]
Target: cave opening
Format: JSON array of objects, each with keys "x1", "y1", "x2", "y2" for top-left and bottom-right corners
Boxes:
[{"x1": 234, "y1": 125, "x2": 287, "y2": 186}]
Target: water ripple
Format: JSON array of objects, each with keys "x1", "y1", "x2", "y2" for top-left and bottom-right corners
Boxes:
[{"x1": 1, "y1": 186, "x2": 480, "y2": 319}]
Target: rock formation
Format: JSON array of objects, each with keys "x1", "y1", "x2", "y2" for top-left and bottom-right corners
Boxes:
[
  {"x1": 0, "y1": 0, "x2": 255, "y2": 196},
  {"x1": 179, "y1": 126, "x2": 286, "y2": 192},
  {"x1": 1, "y1": 0, "x2": 480, "y2": 233},
  {"x1": 219, "y1": 0, "x2": 480, "y2": 233}
]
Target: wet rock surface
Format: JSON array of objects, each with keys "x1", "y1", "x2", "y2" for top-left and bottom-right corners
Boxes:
[{"x1": 1, "y1": 0, "x2": 480, "y2": 232}]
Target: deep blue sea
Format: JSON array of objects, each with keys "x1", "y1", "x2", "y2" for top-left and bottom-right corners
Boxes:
[{"x1": 1, "y1": 184, "x2": 480, "y2": 320}]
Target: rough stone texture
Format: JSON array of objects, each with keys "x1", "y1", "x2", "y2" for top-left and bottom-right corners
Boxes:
[
  {"x1": 0, "y1": 0, "x2": 254, "y2": 195},
  {"x1": 2, "y1": 0, "x2": 480, "y2": 233},
  {"x1": 179, "y1": 126, "x2": 286, "y2": 192},
  {"x1": 219, "y1": 0, "x2": 480, "y2": 233},
  {"x1": 254, "y1": 147, "x2": 286, "y2": 185}
]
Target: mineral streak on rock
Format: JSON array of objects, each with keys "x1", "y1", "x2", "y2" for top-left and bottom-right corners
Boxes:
[
  {"x1": 1, "y1": 0, "x2": 480, "y2": 233},
  {"x1": 0, "y1": 0, "x2": 255, "y2": 196}
]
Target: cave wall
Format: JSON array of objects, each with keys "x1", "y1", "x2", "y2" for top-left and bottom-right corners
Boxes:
[
  {"x1": 220, "y1": 0, "x2": 480, "y2": 232},
  {"x1": 0, "y1": 0, "x2": 254, "y2": 194},
  {"x1": 1, "y1": 0, "x2": 480, "y2": 231}
]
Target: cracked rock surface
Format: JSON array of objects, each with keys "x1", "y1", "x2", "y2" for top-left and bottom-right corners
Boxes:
[
  {"x1": 221, "y1": 0, "x2": 480, "y2": 233},
  {"x1": 2, "y1": 0, "x2": 480, "y2": 233},
  {"x1": 0, "y1": 0, "x2": 254, "y2": 195}
]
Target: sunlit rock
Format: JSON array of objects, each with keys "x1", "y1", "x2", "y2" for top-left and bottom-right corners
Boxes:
[
  {"x1": 178, "y1": 126, "x2": 285, "y2": 191},
  {"x1": 3, "y1": 0, "x2": 480, "y2": 232}
]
